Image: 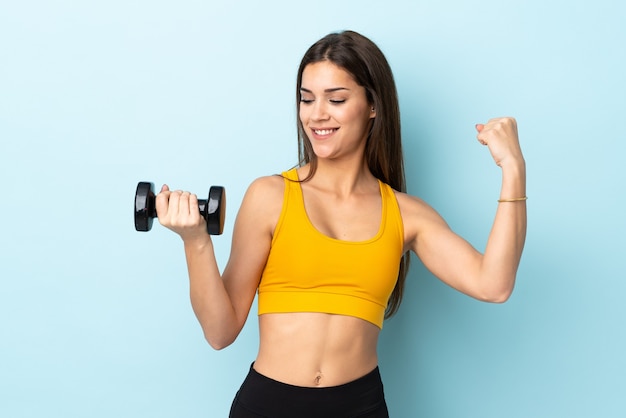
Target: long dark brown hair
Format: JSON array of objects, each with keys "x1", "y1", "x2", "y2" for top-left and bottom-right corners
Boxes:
[{"x1": 295, "y1": 30, "x2": 410, "y2": 319}]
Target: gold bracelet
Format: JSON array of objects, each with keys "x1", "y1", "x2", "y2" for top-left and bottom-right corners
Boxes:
[{"x1": 498, "y1": 196, "x2": 528, "y2": 202}]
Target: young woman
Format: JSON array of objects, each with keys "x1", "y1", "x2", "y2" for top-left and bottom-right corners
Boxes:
[{"x1": 155, "y1": 30, "x2": 526, "y2": 418}]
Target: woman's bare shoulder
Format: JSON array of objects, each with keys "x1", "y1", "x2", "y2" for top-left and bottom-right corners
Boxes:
[
  {"x1": 393, "y1": 190, "x2": 436, "y2": 215},
  {"x1": 235, "y1": 173, "x2": 287, "y2": 230},
  {"x1": 245, "y1": 173, "x2": 286, "y2": 201},
  {"x1": 392, "y1": 190, "x2": 450, "y2": 249}
]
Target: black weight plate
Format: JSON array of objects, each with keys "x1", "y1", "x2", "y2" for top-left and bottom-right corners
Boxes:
[
  {"x1": 134, "y1": 182, "x2": 155, "y2": 231},
  {"x1": 206, "y1": 186, "x2": 226, "y2": 235}
]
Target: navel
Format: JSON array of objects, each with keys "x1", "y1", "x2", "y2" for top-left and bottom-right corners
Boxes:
[{"x1": 313, "y1": 371, "x2": 323, "y2": 386}]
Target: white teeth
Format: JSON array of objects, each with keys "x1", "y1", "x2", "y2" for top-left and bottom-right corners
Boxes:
[{"x1": 314, "y1": 129, "x2": 335, "y2": 135}]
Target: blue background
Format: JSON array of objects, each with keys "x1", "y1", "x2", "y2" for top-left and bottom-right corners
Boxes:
[{"x1": 1, "y1": 0, "x2": 624, "y2": 417}]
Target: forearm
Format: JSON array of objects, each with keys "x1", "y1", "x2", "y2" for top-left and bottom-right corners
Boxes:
[
  {"x1": 184, "y1": 238, "x2": 240, "y2": 349},
  {"x1": 480, "y1": 160, "x2": 527, "y2": 301}
]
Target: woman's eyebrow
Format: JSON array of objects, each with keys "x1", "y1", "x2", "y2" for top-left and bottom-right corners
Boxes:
[{"x1": 300, "y1": 87, "x2": 351, "y2": 93}]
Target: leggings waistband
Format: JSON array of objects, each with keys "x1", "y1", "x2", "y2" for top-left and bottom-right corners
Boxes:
[{"x1": 229, "y1": 363, "x2": 388, "y2": 418}]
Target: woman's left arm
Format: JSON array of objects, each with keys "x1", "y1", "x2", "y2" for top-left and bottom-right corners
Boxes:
[
  {"x1": 406, "y1": 117, "x2": 526, "y2": 302},
  {"x1": 475, "y1": 116, "x2": 527, "y2": 301}
]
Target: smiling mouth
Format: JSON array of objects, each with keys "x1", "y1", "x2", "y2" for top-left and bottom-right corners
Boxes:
[{"x1": 313, "y1": 128, "x2": 338, "y2": 135}]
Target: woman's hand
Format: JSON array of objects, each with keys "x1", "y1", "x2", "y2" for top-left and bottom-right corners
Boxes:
[
  {"x1": 155, "y1": 184, "x2": 208, "y2": 242},
  {"x1": 475, "y1": 117, "x2": 525, "y2": 169}
]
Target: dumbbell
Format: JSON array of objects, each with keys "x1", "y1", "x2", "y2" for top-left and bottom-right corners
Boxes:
[{"x1": 134, "y1": 182, "x2": 226, "y2": 235}]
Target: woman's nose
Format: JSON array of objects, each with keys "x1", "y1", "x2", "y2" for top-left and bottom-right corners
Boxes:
[{"x1": 311, "y1": 101, "x2": 329, "y2": 121}]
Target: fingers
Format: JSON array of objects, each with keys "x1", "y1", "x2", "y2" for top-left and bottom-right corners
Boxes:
[
  {"x1": 476, "y1": 123, "x2": 487, "y2": 145},
  {"x1": 169, "y1": 190, "x2": 193, "y2": 219},
  {"x1": 477, "y1": 117, "x2": 517, "y2": 134},
  {"x1": 475, "y1": 117, "x2": 517, "y2": 145},
  {"x1": 188, "y1": 192, "x2": 199, "y2": 213},
  {"x1": 474, "y1": 117, "x2": 523, "y2": 167},
  {"x1": 155, "y1": 185, "x2": 171, "y2": 218},
  {"x1": 155, "y1": 185, "x2": 202, "y2": 232},
  {"x1": 177, "y1": 191, "x2": 191, "y2": 217}
]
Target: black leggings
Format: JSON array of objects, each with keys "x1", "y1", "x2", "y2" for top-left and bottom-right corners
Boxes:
[{"x1": 229, "y1": 364, "x2": 389, "y2": 418}]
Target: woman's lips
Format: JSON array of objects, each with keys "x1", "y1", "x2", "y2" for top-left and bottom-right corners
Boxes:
[{"x1": 312, "y1": 128, "x2": 338, "y2": 138}]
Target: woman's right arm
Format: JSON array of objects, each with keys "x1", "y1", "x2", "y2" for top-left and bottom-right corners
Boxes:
[{"x1": 156, "y1": 176, "x2": 284, "y2": 350}]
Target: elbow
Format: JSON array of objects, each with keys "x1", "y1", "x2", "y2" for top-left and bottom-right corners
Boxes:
[
  {"x1": 476, "y1": 280, "x2": 515, "y2": 304},
  {"x1": 471, "y1": 269, "x2": 517, "y2": 303},
  {"x1": 484, "y1": 290, "x2": 512, "y2": 304},
  {"x1": 479, "y1": 285, "x2": 513, "y2": 304},
  {"x1": 207, "y1": 336, "x2": 234, "y2": 351},
  {"x1": 205, "y1": 331, "x2": 236, "y2": 351},
  {"x1": 199, "y1": 313, "x2": 243, "y2": 350},
  {"x1": 209, "y1": 343, "x2": 229, "y2": 351}
]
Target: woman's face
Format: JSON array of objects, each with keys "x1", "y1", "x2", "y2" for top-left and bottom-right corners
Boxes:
[{"x1": 299, "y1": 61, "x2": 376, "y2": 161}]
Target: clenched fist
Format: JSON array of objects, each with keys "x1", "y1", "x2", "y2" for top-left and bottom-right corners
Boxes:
[
  {"x1": 155, "y1": 185, "x2": 207, "y2": 241},
  {"x1": 475, "y1": 117, "x2": 525, "y2": 169}
]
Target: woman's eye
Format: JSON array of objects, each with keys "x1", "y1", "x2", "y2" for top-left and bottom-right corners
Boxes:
[
  {"x1": 330, "y1": 99, "x2": 346, "y2": 104},
  {"x1": 300, "y1": 98, "x2": 314, "y2": 104}
]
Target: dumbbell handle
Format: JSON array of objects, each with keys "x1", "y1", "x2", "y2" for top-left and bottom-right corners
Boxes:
[
  {"x1": 142, "y1": 198, "x2": 212, "y2": 218},
  {"x1": 134, "y1": 182, "x2": 226, "y2": 235}
]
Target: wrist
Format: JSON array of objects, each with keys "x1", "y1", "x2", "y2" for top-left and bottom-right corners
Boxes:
[
  {"x1": 501, "y1": 157, "x2": 526, "y2": 183},
  {"x1": 183, "y1": 234, "x2": 213, "y2": 251},
  {"x1": 500, "y1": 158, "x2": 526, "y2": 198},
  {"x1": 500, "y1": 156, "x2": 526, "y2": 173}
]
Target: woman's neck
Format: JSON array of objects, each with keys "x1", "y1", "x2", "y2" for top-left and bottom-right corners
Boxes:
[{"x1": 299, "y1": 158, "x2": 377, "y2": 197}]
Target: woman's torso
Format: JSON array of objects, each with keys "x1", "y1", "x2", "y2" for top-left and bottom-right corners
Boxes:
[
  {"x1": 254, "y1": 313, "x2": 380, "y2": 387},
  {"x1": 252, "y1": 167, "x2": 407, "y2": 387}
]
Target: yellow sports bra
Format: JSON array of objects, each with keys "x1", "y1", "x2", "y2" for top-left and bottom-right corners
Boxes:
[{"x1": 257, "y1": 168, "x2": 404, "y2": 328}]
